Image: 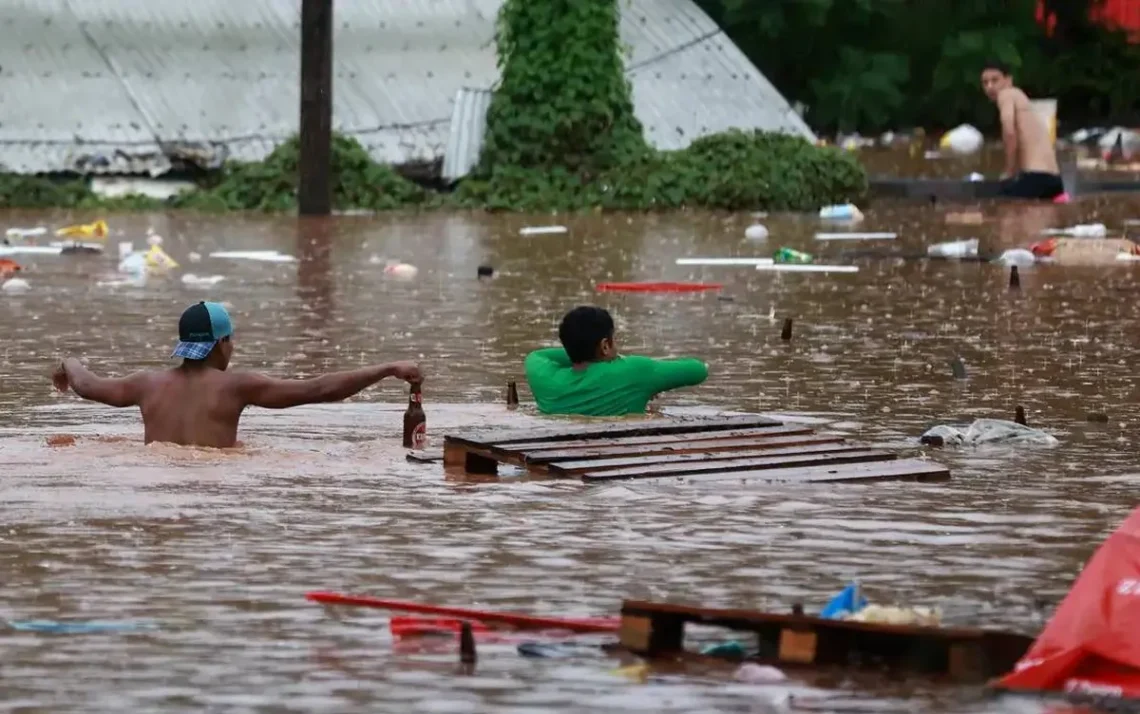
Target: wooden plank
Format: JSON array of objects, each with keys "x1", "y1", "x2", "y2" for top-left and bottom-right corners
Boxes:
[
  {"x1": 511, "y1": 424, "x2": 817, "y2": 460},
  {"x1": 578, "y1": 449, "x2": 896, "y2": 482},
  {"x1": 519, "y1": 429, "x2": 822, "y2": 465},
  {"x1": 620, "y1": 600, "x2": 991, "y2": 643},
  {"x1": 442, "y1": 443, "x2": 499, "y2": 474},
  {"x1": 547, "y1": 440, "x2": 864, "y2": 475},
  {"x1": 662, "y1": 459, "x2": 950, "y2": 484},
  {"x1": 493, "y1": 425, "x2": 796, "y2": 452},
  {"x1": 449, "y1": 414, "x2": 781, "y2": 446},
  {"x1": 619, "y1": 599, "x2": 1031, "y2": 681}
]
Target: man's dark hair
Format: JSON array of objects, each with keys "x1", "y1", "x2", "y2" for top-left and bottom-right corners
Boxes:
[
  {"x1": 982, "y1": 59, "x2": 1011, "y2": 76},
  {"x1": 558, "y1": 306, "x2": 614, "y2": 363}
]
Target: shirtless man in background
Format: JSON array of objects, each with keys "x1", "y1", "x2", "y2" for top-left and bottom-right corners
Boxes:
[
  {"x1": 980, "y1": 60, "x2": 1063, "y2": 201},
  {"x1": 52, "y1": 301, "x2": 423, "y2": 448}
]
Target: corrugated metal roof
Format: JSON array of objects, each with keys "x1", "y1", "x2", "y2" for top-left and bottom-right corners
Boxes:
[
  {"x1": 441, "y1": 87, "x2": 492, "y2": 182},
  {"x1": 0, "y1": 0, "x2": 810, "y2": 177}
]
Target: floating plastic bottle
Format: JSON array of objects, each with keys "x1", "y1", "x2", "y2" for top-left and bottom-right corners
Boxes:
[
  {"x1": 773, "y1": 247, "x2": 813, "y2": 264},
  {"x1": 819, "y1": 203, "x2": 864, "y2": 221},
  {"x1": 927, "y1": 238, "x2": 979, "y2": 259}
]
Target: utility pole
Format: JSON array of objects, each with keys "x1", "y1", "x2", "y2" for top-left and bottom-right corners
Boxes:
[{"x1": 299, "y1": 0, "x2": 333, "y2": 215}]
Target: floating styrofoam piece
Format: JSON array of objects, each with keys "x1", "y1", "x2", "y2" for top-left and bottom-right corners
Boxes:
[
  {"x1": 1042, "y1": 223, "x2": 1108, "y2": 237},
  {"x1": 0, "y1": 245, "x2": 63, "y2": 256},
  {"x1": 208, "y1": 250, "x2": 296, "y2": 263},
  {"x1": 1115, "y1": 253, "x2": 1140, "y2": 262},
  {"x1": 755, "y1": 264, "x2": 859, "y2": 273},
  {"x1": 383, "y1": 263, "x2": 419, "y2": 279},
  {"x1": 1, "y1": 277, "x2": 31, "y2": 293},
  {"x1": 814, "y1": 232, "x2": 897, "y2": 241},
  {"x1": 181, "y1": 274, "x2": 225, "y2": 287},
  {"x1": 819, "y1": 203, "x2": 864, "y2": 221},
  {"x1": 744, "y1": 224, "x2": 769, "y2": 240},
  {"x1": 5, "y1": 226, "x2": 47, "y2": 239},
  {"x1": 1124, "y1": 219, "x2": 1140, "y2": 227},
  {"x1": 928, "y1": 238, "x2": 979, "y2": 259},
  {"x1": 994, "y1": 249, "x2": 1036, "y2": 267},
  {"x1": 676, "y1": 257, "x2": 775, "y2": 266},
  {"x1": 519, "y1": 226, "x2": 567, "y2": 236}
]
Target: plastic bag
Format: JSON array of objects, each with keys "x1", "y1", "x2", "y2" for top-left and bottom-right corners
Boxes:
[{"x1": 920, "y1": 419, "x2": 1059, "y2": 447}]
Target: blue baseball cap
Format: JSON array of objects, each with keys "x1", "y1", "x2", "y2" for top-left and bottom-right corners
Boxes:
[{"x1": 171, "y1": 301, "x2": 233, "y2": 360}]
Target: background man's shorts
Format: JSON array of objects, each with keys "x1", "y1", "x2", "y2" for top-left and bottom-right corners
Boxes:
[{"x1": 999, "y1": 172, "x2": 1064, "y2": 200}]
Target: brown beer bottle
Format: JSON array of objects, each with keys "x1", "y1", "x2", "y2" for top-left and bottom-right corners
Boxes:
[{"x1": 403, "y1": 383, "x2": 426, "y2": 449}]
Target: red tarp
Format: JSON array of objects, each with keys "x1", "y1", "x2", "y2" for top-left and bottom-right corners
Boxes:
[{"x1": 997, "y1": 507, "x2": 1140, "y2": 700}]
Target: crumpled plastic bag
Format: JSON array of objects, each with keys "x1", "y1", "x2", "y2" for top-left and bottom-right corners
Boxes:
[{"x1": 921, "y1": 418, "x2": 1059, "y2": 447}]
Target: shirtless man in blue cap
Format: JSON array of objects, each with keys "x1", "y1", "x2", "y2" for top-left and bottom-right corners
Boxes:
[{"x1": 51, "y1": 301, "x2": 423, "y2": 448}]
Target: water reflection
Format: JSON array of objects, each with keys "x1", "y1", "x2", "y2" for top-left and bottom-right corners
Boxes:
[{"x1": 1, "y1": 200, "x2": 1140, "y2": 712}]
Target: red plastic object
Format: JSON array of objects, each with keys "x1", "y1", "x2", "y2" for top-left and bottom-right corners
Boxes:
[
  {"x1": 305, "y1": 592, "x2": 619, "y2": 633},
  {"x1": 595, "y1": 281, "x2": 723, "y2": 293},
  {"x1": 389, "y1": 617, "x2": 492, "y2": 637},
  {"x1": 996, "y1": 506, "x2": 1140, "y2": 699}
]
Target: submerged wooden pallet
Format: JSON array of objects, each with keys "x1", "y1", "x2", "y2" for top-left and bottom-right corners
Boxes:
[
  {"x1": 441, "y1": 415, "x2": 949, "y2": 484},
  {"x1": 619, "y1": 600, "x2": 1033, "y2": 683}
]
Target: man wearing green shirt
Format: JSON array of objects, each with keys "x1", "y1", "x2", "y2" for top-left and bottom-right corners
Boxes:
[{"x1": 524, "y1": 306, "x2": 709, "y2": 416}]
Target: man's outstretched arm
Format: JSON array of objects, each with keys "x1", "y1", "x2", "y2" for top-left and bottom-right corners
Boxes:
[
  {"x1": 236, "y1": 361, "x2": 423, "y2": 410},
  {"x1": 53, "y1": 358, "x2": 149, "y2": 408}
]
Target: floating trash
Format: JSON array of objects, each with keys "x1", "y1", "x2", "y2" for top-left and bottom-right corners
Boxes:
[
  {"x1": 819, "y1": 203, "x2": 864, "y2": 221},
  {"x1": 1, "y1": 277, "x2": 30, "y2": 293},
  {"x1": 383, "y1": 262, "x2": 419, "y2": 280},
  {"x1": 209, "y1": 250, "x2": 295, "y2": 263},
  {"x1": 734, "y1": 664, "x2": 788, "y2": 684},
  {"x1": 927, "y1": 238, "x2": 979, "y2": 259},
  {"x1": 940, "y1": 124, "x2": 984, "y2": 155},
  {"x1": 5, "y1": 620, "x2": 157, "y2": 634},
  {"x1": 180, "y1": 274, "x2": 225, "y2": 288},
  {"x1": 920, "y1": 419, "x2": 1059, "y2": 447},
  {"x1": 847, "y1": 605, "x2": 942, "y2": 627},
  {"x1": 675, "y1": 257, "x2": 773, "y2": 266},
  {"x1": 814, "y1": 232, "x2": 897, "y2": 241},
  {"x1": 0, "y1": 245, "x2": 68, "y2": 257},
  {"x1": 1044, "y1": 223, "x2": 1108, "y2": 238},
  {"x1": 744, "y1": 224, "x2": 769, "y2": 240},
  {"x1": 4, "y1": 226, "x2": 47, "y2": 239},
  {"x1": 773, "y1": 247, "x2": 813, "y2": 264},
  {"x1": 0, "y1": 258, "x2": 20, "y2": 277},
  {"x1": 756, "y1": 264, "x2": 858, "y2": 273},
  {"x1": 519, "y1": 226, "x2": 567, "y2": 236},
  {"x1": 994, "y1": 249, "x2": 1036, "y2": 267},
  {"x1": 820, "y1": 582, "x2": 867, "y2": 620},
  {"x1": 56, "y1": 219, "x2": 108, "y2": 240}
]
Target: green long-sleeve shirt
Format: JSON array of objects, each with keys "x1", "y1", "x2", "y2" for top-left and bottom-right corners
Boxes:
[{"x1": 523, "y1": 347, "x2": 709, "y2": 416}]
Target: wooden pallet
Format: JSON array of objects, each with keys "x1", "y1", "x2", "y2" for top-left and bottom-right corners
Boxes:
[
  {"x1": 619, "y1": 600, "x2": 1033, "y2": 683},
  {"x1": 441, "y1": 415, "x2": 949, "y2": 484}
]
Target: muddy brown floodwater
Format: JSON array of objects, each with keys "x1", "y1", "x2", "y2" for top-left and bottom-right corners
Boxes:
[{"x1": 2, "y1": 197, "x2": 1140, "y2": 713}]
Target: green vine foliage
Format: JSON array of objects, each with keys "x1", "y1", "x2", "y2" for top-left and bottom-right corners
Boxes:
[
  {"x1": 476, "y1": 0, "x2": 649, "y2": 175},
  {"x1": 460, "y1": 0, "x2": 866, "y2": 212}
]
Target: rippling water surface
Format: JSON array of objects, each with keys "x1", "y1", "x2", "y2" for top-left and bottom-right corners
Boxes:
[{"x1": 2, "y1": 198, "x2": 1140, "y2": 712}]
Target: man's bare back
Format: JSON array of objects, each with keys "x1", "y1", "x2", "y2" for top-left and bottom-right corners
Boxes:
[
  {"x1": 997, "y1": 86, "x2": 1059, "y2": 176},
  {"x1": 52, "y1": 301, "x2": 422, "y2": 448}
]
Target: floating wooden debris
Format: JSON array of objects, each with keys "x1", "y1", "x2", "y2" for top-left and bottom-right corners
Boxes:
[
  {"x1": 618, "y1": 600, "x2": 1032, "y2": 683},
  {"x1": 442, "y1": 416, "x2": 949, "y2": 483}
]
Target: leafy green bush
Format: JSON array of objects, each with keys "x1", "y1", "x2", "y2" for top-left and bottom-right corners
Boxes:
[
  {"x1": 0, "y1": 174, "x2": 162, "y2": 210},
  {"x1": 458, "y1": 130, "x2": 866, "y2": 211},
  {"x1": 174, "y1": 134, "x2": 428, "y2": 212}
]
